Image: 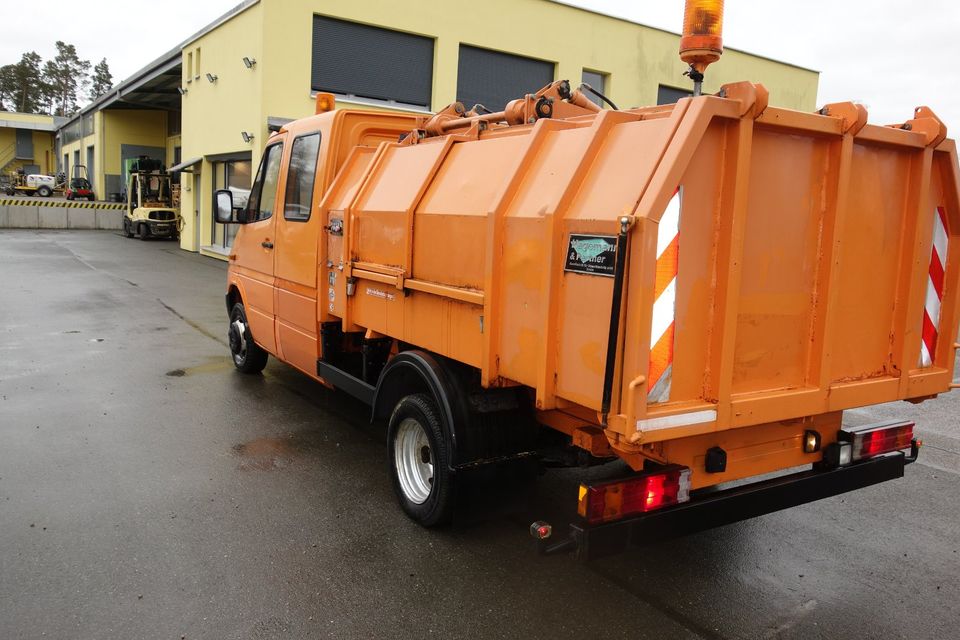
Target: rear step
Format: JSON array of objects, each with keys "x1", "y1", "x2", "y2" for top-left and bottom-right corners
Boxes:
[{"x1": 534, "y1": 444, "x2": 919, "y2": 561}]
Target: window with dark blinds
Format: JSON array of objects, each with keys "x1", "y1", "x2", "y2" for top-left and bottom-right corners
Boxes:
[
  {"x1": 657, "y1": 84, "x2": 694, "y2": 105},
  {"x1": 311, "y1": 16, "x2": 434, "y2": 108},
  {"x1": 456, "y1": 45, "x2": 554, "y2": 112},
  {"x1": 581, "y1": 70, "x2": 606, "y2": 106}
]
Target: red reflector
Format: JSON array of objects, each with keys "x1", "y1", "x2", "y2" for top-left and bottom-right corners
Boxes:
[
  {"x1": 578, "y1": 467, "x2": 691, "y2": 525},
  {"x1": 841, "y1": 421, "x2": 915, "y2": 462}
]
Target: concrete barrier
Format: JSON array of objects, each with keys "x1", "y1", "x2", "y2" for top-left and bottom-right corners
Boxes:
[
  {"x1": 7, "y1": 205, "x2": 39, "y2": 228},
  {"x1": 94, "y1": 209, "x2": 123, "y2": 230},
  {"x1": 39, "y1": 206, "x2": 69, "y2": 229},
  {"x1": 0, "y1": 201, "x2": 126, "y2": 230},
  {"x1": 67, "y1": 208, "x2": 97, "y2": 230}
]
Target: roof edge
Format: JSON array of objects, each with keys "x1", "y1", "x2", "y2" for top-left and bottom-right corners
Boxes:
[{"x1": 545, "y1": 0, "x2": 820, "y2": 74}]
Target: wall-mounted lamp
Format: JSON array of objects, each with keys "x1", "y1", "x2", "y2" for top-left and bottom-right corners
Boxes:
[
  {"x1": 242, "y1": 57, "x2": 257, "y2": 69},
  {"x1": 206, "y1": 73, "x2": 218, "y2": 84},
  {"x1": 176, "y1": 86, "x2": 188, "y2": 95},
  {"x1": 241, "y1": 131, "x2": 254, "y2": 143}
]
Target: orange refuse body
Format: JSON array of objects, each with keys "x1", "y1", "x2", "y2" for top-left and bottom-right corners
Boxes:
[{"x1": 218, "y1": 76, "x2": 959, "y2": 525}]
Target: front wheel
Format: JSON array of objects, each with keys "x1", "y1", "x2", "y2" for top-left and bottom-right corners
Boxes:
[
  {"x1": 228, "y1": 302, "x2": 268, "y2": 374},
  {"x1": 388, "y1": 393, "x2": 455, "y2": 527},
  {"x1": 138, "y1": 223, "x2": 150, "y2": 241},
  {"x1": 122, "y1": 218, "x2": 134, "y2": 238}
]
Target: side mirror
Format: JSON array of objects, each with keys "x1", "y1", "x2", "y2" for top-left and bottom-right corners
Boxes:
[{"x1": 215, "y1": 189, "x2": 239, "y2": 223}]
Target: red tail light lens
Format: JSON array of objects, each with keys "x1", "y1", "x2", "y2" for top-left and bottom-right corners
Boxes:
[
  {"x1": 840, "y1": 421, "x2": 915, "y2": 462},
  {"x1": 578, "y1": 467, "x2": 691, "y2": 525}
]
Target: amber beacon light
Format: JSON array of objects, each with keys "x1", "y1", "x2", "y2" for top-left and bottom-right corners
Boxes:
[{"x1": 679, "y1": 0, "x2": 725, "y2": 96}]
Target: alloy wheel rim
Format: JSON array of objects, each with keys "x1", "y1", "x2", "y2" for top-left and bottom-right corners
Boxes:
[{"x1": 230, "y1": 318, "x2": 247, "y2": 363}]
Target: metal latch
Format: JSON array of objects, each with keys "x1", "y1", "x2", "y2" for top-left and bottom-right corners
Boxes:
[{"x1": 325, "y1": 218, "x2": 343, "y2": 236}]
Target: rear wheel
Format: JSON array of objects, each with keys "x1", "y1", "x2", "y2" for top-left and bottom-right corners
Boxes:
[
  {"x1": 228, "y1": 302, "x2": 268, "y2": 374},
  {"x1": 388, "y1": 393, "x2": 454, "y2": 527}
]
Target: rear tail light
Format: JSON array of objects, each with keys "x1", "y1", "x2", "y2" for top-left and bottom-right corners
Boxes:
[
  {"x1": 578, "y1": 466, "x2": 691, "y2": 525},
  {"x1": 843, "y1": 421, "x2": 914, "y2": 462},
  {"x1": 825, "y1": 420, "x2": 915, "y2": 467}
]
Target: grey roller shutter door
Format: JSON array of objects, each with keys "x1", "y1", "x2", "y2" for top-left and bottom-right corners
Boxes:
[
  {"x1": 312, "y1": 16, "x2": 434, "y2": 108},
  {"x1": 456, "y1": 45, "x2": 554, "y2": 112}
]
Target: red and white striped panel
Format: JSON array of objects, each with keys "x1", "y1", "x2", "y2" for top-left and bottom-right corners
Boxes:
[
  {"x1": 648, "y1": 188, "x2": 681, "y2": 403},
  {"x1": 920, "y1": 206, "x2": 949, "y2": 368}
]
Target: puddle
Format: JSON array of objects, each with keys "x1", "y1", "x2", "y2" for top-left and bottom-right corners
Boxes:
[
  {"x1": 165, "y1": 358, "x2": 232, "y2": 378},
  {"x1": 232, "y1": 436, "x2": 297, "y2": 471}
]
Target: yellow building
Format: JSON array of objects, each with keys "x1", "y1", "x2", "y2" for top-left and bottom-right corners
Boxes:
[
  {"x1": 58, "y1": 0, "x2": 820, "y2": 258},
  {"x1": 0, "y1": 112, "x2": 62, "y2": 178}
]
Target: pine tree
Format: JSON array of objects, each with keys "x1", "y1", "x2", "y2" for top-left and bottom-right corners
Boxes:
[
  {"x1": 0, "y1": 52, "x2": 45, "y2": 113},
  {"x1": 43, "y1": 41, "x2": 91, "y2": 117},
  {"x1": 89, "y1": 58, "x2": 112, "y2": 101}
]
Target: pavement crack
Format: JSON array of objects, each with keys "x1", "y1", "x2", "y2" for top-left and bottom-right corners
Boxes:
[{"x1": 157, "y1": 299, "x2": 226, "y2": 346}]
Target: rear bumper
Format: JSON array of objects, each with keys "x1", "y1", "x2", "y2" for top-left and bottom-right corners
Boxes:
[
  {"x1": 147, "y1": 221, "x2": 178, "y2": 236},
  {"x1": 539, "y1": 450, "x2": 914, "y2": 561}
]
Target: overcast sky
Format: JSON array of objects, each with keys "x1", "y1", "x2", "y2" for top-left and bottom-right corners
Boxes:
[{"x1": 2, "y1": 0, "x2": 958, "y2": 128}]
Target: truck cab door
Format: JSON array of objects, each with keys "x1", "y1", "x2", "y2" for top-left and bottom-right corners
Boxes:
[
  {"x1": 273, "y1": 132, "x2": 323, "y2": 376},
  {"x1": 232, "y1": 140, "x2": 285, "y2": 355}
]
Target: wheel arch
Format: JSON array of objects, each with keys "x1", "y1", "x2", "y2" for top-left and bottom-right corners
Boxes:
[
  {"x1": 225, "y1": 281, "x2": 245, "y2": 316},
  {"x1": 372, "y1": 350, "x2": 472, "y2": 470}
]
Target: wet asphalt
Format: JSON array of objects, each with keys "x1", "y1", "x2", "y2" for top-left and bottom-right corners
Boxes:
[{"x1": 1, "y1": 230, "x2": 959, "y2": 640}]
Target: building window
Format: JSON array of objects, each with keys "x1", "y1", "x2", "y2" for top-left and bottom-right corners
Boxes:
[
  {"x1": 581, "y1": 69, "x2": 607, "y2": 107},
  {"x1": 211, "y1": 158, "x2": 252, "y2": 249},
  {"x1": 194, "y1": 47, "x2": 201, "y2": 80},
  {"x1": 456, "y1": 45, "x2": 554, "y2": 112},
  {"x1": 168, "y1": 111, "x2": 181, "y2": 136},
  {"x1": 82, "y1": 114, "x2": 95, "y2": 138},
  {"x1": 186, "y1": 51, "x2": 193, "y2": 82},
  {"x1": 657, "y1": 84, "x2": 693, "y2": 105},
  {"x1": 62, "y1": 121, "x2": 81, "y2": 145},
  {"x1": 311, "y1": 16, "x2": 433, "y2": 108},
  {"x1": 284, "y1": 133, "x2": 321, "y2": 222}
]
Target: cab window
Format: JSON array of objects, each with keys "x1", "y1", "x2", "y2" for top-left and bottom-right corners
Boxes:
[
  {"x1": 246, "y1": 143, "x2": 283, "y2": 222},
  {"x1": 283, "y1": 133, "x2": 321, "y2": 221}
]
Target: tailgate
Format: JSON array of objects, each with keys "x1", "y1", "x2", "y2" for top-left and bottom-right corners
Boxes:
[{"x1": 612, "y1": 93, "x2": 960, "y2": 444}]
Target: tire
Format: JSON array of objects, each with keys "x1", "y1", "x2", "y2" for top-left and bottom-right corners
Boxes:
[
  {"x1": 88, "y1": 195, "x2": 95, "y2": 202},
  {"x1": 66, "y1": 193, "x2": 74, "y2": 201},
  {"x1": 228, "y1": 302, "x2": 268, "y2": 374},
  {"x1": 388, "y1": 393, "x2": 455, "y2": 527},
  {"x1": 138, "y1": 223, "x2": 150, "y2": 241},
  {"x1": 122, "y1": 218, "x2": 134, "y2": 238},
  {"x1": 37, "y1": 185, "x2": 52, "y2": 197}
]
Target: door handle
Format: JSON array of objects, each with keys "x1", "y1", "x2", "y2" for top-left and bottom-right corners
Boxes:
[{"x1": 261, "y1": 240, "x2": 274, "y2": 249}]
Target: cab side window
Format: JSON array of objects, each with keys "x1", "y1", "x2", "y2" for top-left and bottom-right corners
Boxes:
[
  {"x1": 283, "y1": 133, "x2": 321, "y2": 221},
  {"x1": 246, "y1": 143, "x2": 283, "y2": 222}
]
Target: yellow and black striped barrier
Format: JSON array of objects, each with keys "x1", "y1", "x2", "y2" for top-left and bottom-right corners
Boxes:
[{"x1": 0, "y1": 198, "x2": 126, "y2": 210}]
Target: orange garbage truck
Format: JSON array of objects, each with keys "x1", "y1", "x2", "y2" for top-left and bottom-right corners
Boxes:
[{"x1": 215, "y1": 5, "x2": 959, "y2": 559}]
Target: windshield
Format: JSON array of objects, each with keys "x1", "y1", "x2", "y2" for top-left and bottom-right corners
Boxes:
[{"x1": 137, "y1": 174, "x2": 171, "y2": 205}]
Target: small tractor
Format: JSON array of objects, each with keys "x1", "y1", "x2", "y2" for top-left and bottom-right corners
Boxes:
[
  {"x1": 65, "y1": 165, "x2": 96, "y2": 201},
  {"x1": 4, "y1": 169, "x2": 56, "y2": 197},
  {"x1": 122, "y1": 157, "x2": 182, "y2": 241}
]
